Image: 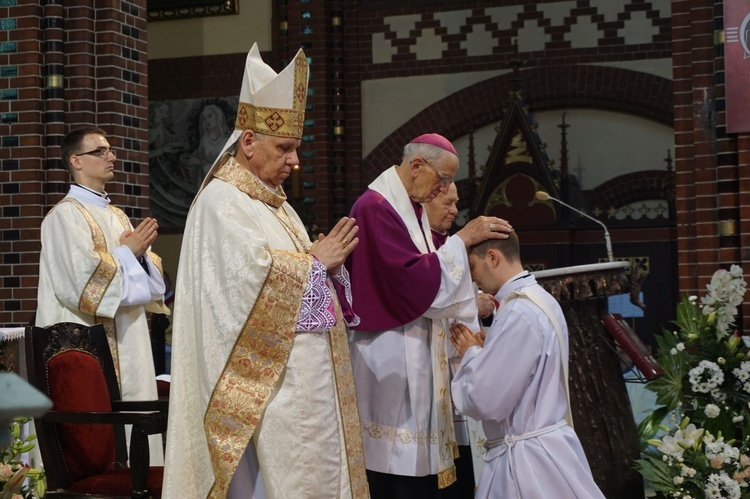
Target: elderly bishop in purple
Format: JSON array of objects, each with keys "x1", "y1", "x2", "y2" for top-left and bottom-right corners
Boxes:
[{"x1": 346, "y1": 133, "x2": 513, "y2": 499}]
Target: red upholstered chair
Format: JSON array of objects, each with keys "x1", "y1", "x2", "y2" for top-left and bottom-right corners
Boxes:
[{"x1": 24, "y1": 322, "x2": 167, "y2": 498}]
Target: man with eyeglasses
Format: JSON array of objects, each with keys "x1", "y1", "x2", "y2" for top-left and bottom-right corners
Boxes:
[
  {"x1": 346, "y1": 133, "x2": 513, "y2": 498},
  {"x1": 36, "y1": 126, "x2": 169, "y2": 465}
]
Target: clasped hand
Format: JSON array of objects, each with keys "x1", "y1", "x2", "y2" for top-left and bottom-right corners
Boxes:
[
  {"x1": 119, "y1": 217, "x2": 158, "y2": 258},
  {"x1": 450, "y1": 323, "x2": 486, "y2": 357},
  {"x1": 309, "y1": 217, "x2": 359, "y2": 273}
]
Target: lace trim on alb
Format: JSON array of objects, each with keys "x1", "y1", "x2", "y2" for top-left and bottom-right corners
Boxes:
[{"x1": 296, "y1": 259, "x2": 336, "y2": 331}]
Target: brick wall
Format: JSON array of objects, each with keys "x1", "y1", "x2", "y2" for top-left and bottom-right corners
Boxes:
[
  {"x1": 0, "y1": 1, "x2": 43, "y2": 326},
  {"x1": 0, "y1": 0, "x2": 149, "y2": 326},
  {"x1": 673, "y1": 0, "x2": 749, "y2": 328},
  {"x1": 672, "y1": 0, "x2": 750, "y2": 286}
]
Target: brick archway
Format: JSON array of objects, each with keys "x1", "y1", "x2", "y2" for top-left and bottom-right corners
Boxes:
[
  {"x1": 362, "y1": 65, "x2": 673, "y2": 183},
  {"x1": 589, "y1": 170, "x2": 673, "y2": 209}
]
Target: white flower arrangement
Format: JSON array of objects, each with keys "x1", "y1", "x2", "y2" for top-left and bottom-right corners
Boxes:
[
  {"x1": 636, "y1": 418, "x2": 749, "y2": 499},
  {"x1": 635, "y1": 266, "x2": 750, "y2": 498}
]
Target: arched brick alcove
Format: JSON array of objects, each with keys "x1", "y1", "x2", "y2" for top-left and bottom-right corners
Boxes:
[
  {"x1": 362, "y1": 66, "x2": 673, "y2": 184},
  {"x1": 589, "y1": 170, "x2": 673, "y2": 209}
]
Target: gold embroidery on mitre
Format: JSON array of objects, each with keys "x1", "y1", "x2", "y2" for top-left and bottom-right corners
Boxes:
[
  {"x1": 233, "y1": 49, "x2": 309, "y2": 139},
  {"x1": 236, "y1": 104, "x2": 250, "y2": 129},
  {"x1": 234, "y1": 102, "x2": 305, "y2": 138},
  {"x1": 294, "y1": 54, "x2": 307, "y2": 106},
  {"x1": 204, "y1": 250, "x2": 311, "y2": 499}
]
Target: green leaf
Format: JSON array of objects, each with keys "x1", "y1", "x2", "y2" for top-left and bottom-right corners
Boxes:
[
  {"x1": 648, "y1": 367, "x2": 686, "y2": 409},
  {"x1": 19, "y1": 443, "x2": 35, "y2": 453},
  {"x1": 638, "y1": 406, "x2": 672, "y2": 449},
  {"x1": 633, "y1": 455, "x2": 677, "y2": 492}
]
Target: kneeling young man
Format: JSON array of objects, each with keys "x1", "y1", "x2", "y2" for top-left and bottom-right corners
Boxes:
[{"x1": 449, "y1": 233, "x2": 604, "y2": 499}]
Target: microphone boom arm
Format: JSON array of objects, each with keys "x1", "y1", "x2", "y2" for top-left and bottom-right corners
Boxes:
[{"x1": 542, "y1": 194, "x2": 614, "y2": 262}]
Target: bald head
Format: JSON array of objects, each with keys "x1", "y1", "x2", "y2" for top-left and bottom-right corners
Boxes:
[{"x1": 424, "y1": 182, "x2": 459, "y2": 234}]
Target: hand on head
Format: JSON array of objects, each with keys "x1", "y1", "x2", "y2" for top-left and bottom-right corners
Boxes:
[
  {"x1": 309, "y1": 217, "x2": 359, "y2": 273},
  {"x1": 120, "y1": 217, "x2": 158, "y2": 258},
  {"x1": 449, "y1": 323, "x2": 484, "y2": 357},
  {"x1": 455, "y1": 216, "x2": 512, "y2": 248}
]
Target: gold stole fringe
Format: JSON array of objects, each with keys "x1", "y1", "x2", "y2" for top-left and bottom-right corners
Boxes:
[
  {"x1": 205, "y1": 250, "x2": 310, "y2": 499},
  {"x1": 438, "y1": 463, "x2": 458, "y2": 489}
]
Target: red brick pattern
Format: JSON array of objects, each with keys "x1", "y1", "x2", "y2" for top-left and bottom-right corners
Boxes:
[
  {"x1": 0, "y1": 1, "x2": 149, "y2": 326},
  {"x1": 673, "y1": 0, "x2": 748, "y2": 324},
  {"x1": 359, "y1": 1, "x2": 671, "y2": 78},
  {"x1": 1, "y1": 1, "x2": 45, "y2": 326}
]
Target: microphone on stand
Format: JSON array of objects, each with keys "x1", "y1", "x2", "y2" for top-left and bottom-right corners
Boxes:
[{"x1": 535, "y1": 191, "x2": 614, "y2": 262}]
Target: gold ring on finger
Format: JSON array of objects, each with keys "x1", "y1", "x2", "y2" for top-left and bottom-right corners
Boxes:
[
  {"x1": 341, "y1": 238, "x2": 348, "y2": 246},
  {"x1": 490, "y1": 223, "x2": 496, "y2": 231}
]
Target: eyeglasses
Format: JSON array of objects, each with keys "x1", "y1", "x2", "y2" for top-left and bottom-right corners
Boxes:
[
  {"x1": 75, "y1": 147, "x2": 117, "y2": 159},
  {"x1": 421, "y1": 158, "x2": 454, "y2": 186}
]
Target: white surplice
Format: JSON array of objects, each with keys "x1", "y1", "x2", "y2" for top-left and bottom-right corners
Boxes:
[
  {"x1": 348, "y1": 167, "x2": 478, "y2": 483},
  {"x1": 163, "y1": 158, "x2": 367, "y2": 499},
  {"x1": 36, "y1": 185, "x2": 166, "y2": 465},
  {"x1": 451, "y1": 272, "x2": 604, "y2": 499}
]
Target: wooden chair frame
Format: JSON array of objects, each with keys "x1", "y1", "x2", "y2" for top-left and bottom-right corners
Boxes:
[{"x1": 25, "y1": 322, "x2": 167, "y2": 498}]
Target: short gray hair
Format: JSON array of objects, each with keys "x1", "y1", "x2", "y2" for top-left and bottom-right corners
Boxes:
[{"x1": 402, "y1": 142, "x2": 447, "y2": 165}]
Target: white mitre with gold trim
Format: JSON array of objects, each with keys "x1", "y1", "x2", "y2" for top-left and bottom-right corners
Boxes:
[
  {"x1": 235, "y1": 43, "x2": 309, "y2": 139},
  {"x1": 201, "y1": 43, "x2": 309, "y2": 189}
]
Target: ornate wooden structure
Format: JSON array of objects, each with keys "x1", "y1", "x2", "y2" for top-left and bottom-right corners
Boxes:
[
  {"x1": 0, "y1": 328, "x2": 23, "y2": 373},
  {"x1": 535, "y1": 262, "x2": 645, "y2": 499}
]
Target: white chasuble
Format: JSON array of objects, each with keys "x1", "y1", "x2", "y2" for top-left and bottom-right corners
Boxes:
[
  {"x1": 163, "y1": 157, "x2": 368, "y2": 499},
  {"x1": 36, "y1": 186, "x2": 167, "y2": 465}
]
